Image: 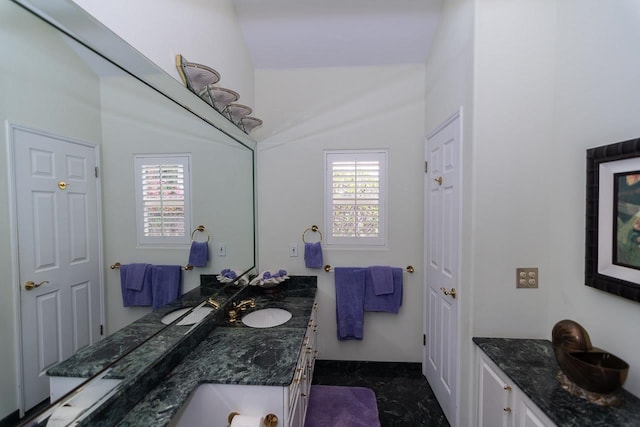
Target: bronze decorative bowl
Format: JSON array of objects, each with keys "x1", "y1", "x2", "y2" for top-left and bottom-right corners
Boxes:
[
  {"x1": 552, "y1": 320, "x2": 629, "y2": 394},
  {"x1": 558, "y1": 351, "x2": 629, "y2": 394}
]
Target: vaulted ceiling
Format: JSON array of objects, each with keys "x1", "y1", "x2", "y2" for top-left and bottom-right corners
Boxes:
[{"x1": 232, "y1": 0, "x2": 444, "y2": 69}]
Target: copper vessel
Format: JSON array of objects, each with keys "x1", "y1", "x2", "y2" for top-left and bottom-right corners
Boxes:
[{"x1": 552, "y1": 320, "x2": 629, "y2": 394}]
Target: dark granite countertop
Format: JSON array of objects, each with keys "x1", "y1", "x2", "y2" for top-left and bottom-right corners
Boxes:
[
  {"x1": 33, "y1": 276, "x2": 317, "y2": 427},
  {"x1": 47, "y1": 284, "x2": 227, "y2": 378},
  {"x1": 474, "y1": 337, "x2": 640, "y2": 427},
  {"x1": 114, "y1": 281, "x2": 317, "y2": 427}
]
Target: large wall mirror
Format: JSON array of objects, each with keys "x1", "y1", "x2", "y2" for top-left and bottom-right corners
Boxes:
[{"x1": 5, "y1": 0, "x2": 256, "y2": 423}]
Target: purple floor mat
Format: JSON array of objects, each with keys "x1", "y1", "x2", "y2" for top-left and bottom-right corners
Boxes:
[{"x1": 304, "y1": 385, "x2": 381, "y2": 427}]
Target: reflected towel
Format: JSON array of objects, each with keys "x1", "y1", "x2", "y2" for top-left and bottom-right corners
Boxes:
[
  {"x1": 304, "y1": 241, "x2": 323, "y2": 269},
  {"x1": 188, "y1": 241, "x2": 209, "y2": 267},
  {"x1": 335, "y1": 267, "x2": 366, "y2": 340},
  {"x1": 363, "y1": 267, "x2": 403, "y2": 313},
  {"x1": 120, "y1": 263, "x2": 152, "y2": 307},
  {"x1": 150, "y1": 265, "x2": 182, "y2": 310}
]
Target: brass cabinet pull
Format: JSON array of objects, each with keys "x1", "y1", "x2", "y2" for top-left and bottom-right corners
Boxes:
[
  {"x1": 25, "y1": 280, "x2": 49, "y2": 290},
  {"x1": 440, "y1": 287, "x2": 457, "y2": 299},
  {"x1": 434, "y1": 176, "x2": 443, "y2": 185},
  {"x1": 58, "y1": 181, "x2": 67, "y2": 190},
  {"x1": 504, "y1": 385, "x2": 512, "y2": 391},
  {"x1": 264, "y1": 414, "x2": 278, "y2": 427},
  {"x1": 503, "y1": 407, "x2": 512, "y2": 413}
]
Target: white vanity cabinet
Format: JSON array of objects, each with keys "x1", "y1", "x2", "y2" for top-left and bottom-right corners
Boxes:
[
  {"x1": 288, "y1": 300, "x2": 318, "y2": 426},
  {"x1": 477, "y1": 350, "x2": 555, "y2": 427}
]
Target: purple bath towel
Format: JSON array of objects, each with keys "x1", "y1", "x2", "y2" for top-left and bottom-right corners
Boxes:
[
  {"x1": 150, "y1": 265, "x2": 182, "y2": 310},
  {"x1": 304, "y1": 385, "x2": 380, "y2": 427},
  {"x1": 120, "y1": 263, "x2": 152, "y2": 307},
  {"x1": 334, "y1": 267, "x2": 366, "y2": 340},
  {"x1": 368, "y1": 266, "x2": 394, "y2": 295},
  {"x1": 363, "y1": 267, "x2": 403, "y2": 313},
  {"x1": 304, "y1": 241, "x2": 323, "y2": 268},
  {"x1": 188, "y1": 241, "x2": 209, "y2": 267}
]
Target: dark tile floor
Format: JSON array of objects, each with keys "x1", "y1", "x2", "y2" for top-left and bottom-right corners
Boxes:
[{"x1": 311, "y1": 360, "x2": 450, "y2": 427}]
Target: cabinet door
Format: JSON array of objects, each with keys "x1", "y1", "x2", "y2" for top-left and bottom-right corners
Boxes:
[
  {"x1": 478, "y1": 356, "x2": 512, "y2": 427},
  {"x1": 516, "y1": 392, "x2": 554, "y2": 427}
]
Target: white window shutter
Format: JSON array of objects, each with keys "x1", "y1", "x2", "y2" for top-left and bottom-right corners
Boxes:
[
  {"x1": 325, "y1": 150, "x2": 387, "y2": 246},
  {"x1": 135, "y1": 155, "x2": 192, "y2": 245}
]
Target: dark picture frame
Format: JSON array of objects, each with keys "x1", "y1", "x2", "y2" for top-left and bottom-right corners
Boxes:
[{"x1": 586, "y1": 137, "x2": 640, "y2": 302}]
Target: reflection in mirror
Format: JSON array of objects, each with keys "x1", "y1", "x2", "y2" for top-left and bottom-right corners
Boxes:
[{"x1": 5, "y1": 0, "x2": 255, "y2": 425}]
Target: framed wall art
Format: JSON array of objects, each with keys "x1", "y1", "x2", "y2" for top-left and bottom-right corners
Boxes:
[{"x1": 586, "y1": 137, "x2": 640, "y2": 302}]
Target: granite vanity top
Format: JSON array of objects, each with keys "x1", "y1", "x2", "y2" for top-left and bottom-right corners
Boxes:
[
  {"x1": 50, "y1": 276, "x2": 318, "y2": 427},
  {"x1": 474, "y1": 337, "x2": 640, "y2": 426},
  {"x1": 113, "y1": 283, "x2": 317, "y2": 427},
  {"x1": 47, "y1": 285, "x2": 224, "y2": 379}
]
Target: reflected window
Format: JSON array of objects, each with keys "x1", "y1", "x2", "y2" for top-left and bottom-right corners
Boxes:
[
  {"x1": 134, "y1": 154, "x2": 192, "y2": 245},
  {"x1": 324, "y1": 150, "x2": 387, "y2": 247}
]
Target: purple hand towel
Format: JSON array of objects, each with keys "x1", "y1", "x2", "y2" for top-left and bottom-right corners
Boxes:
[
  {"x1": 304, "y1": 385, "x2": 380, "y2": 427},
  {"x1": 363, "y1": 267, "x2": 403, "y2": 313},
  {"x1": 120, "y1": 263, "x2": 152, "y2": 307},
  {"x1": 368, "y1": 266, "x2": 394, "y2": 295},
  {"x1": 334, "y1": 267, "x2": 366, "y2": 340},
  {"x1": 150, "y1": 265, "x2": 182, "y2": 310},
  {"x1": 304, "y1": 241, "x2": 323, "y2": 269},
  {"x1": 188, "y1": 241, "x2": 209, "y2": 267}
]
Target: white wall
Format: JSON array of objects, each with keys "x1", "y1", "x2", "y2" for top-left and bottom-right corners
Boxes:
[
  {"x1": 548, "y1": 0, "x2": 640, "y2": 395},
  {"x1": 255, "y1": 65, "x2": 426, "y2": 362},
  {"x1": 473, "y1": 0, "x2": 557, "y2": 337},
  {"x1": 469, "y1": 0, "x2": 640, "y2": 405},
  {"x1": 71, "y1": 0, "x2": 255, "y2": 109}
]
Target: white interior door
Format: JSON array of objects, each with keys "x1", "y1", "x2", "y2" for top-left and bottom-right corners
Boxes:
[
  {"x1": 10, "y1": 124, "x2": 103, "y2": 413},
  {"x1": 423, "y1": 110, "x2": 462, "y2": 426}
]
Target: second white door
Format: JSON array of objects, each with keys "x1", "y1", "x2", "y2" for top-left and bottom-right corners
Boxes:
[{"x1": 423, "y1": 110, "x2": 462, "y2": 426}]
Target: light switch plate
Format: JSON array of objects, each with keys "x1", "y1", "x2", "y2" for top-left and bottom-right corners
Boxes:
[
  {"x1": 289, "y1": 243, "x2": 298, "y2": 257},
  {"x1": 516, "y1": 267, "x2": 538, "y2": 288},
  {"x1": 217, "y1": 243, "x2": 226, "y2": 257}
]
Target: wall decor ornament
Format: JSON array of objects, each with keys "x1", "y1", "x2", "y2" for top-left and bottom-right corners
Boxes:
[{"x1": 586, "y1": 137, "x2": 640, "y2": 303}]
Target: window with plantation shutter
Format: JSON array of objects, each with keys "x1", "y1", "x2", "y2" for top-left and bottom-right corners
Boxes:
[
  {"x1": 134, "y1": 155, "x2": 192, "y2": 246},
  {"x1": 324, "y1": 150, "x2": 387, "y2": 246}
]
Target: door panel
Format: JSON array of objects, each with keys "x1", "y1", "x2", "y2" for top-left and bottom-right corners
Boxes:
[
  {"x1": 36, "y1": 291, "x2": 61, "y2": 371},
  {"x1": 11, "y1": 124, "x2": 102, "y2": 412},
  {"x1": 423, "y1": 111, "x2": 462, "y2": 426},
  {"x1": 71, "y1": 282, "x2": 92, "y2": 350}
]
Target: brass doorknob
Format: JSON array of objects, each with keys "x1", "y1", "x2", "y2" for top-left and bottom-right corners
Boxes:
[
  {"x1": 440, "y1": 287, "x2": 457, "y2": 299},
  {"x1": 434, "y1": 176, "x2": 443, "y2": 186},
  {"x1": 58, "y1": 181, "x2": 67, "y2": 190},
  {"x1": 25, "y1": 280, "x2": 49, "y2": 290}
]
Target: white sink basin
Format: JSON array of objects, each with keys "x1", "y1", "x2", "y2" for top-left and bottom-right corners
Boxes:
[
  {"x1": 161, "y1": 306, "x2": 213, "y2": 325},
  {"x1": 241, "y1": 308, "x2": 292, "y2": 328}
]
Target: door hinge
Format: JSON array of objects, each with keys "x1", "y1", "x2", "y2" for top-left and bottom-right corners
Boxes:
[
  {"x1": 424, "y1": 161, "x2": 428, "y2": 174},
  {"x1": 100, "y1": 324, "x2": 104, "y2": 336},
  {"x1": 95, "y1": 166, "x2": 99, "y2": 178},
  {"x1": 423, "y1": 334, "x2": 426, "y2": 346}
]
